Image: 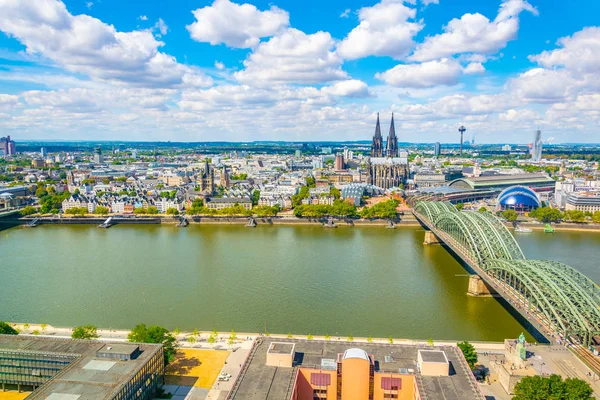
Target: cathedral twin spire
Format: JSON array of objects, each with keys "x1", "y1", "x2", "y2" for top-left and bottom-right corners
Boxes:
[{"x1": 371, "y1": 113, "x2": 398, "y2": 158}]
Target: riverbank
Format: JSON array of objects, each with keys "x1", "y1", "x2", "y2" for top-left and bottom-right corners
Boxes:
[
  {"x1": 6, "y1": 322, "x2": 506, "y2": 351},
  {"x1": 1, "y1": 215, "x2": 422, "y2": 227}
]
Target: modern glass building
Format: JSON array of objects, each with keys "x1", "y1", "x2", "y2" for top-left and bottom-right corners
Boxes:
[{"x1": 497, "y1": 185, "x2": 541, "y2": 212}]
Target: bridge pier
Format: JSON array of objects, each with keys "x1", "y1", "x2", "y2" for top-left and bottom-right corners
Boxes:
[
  {"x1": 467, "y1": 275, "x2": 497, "y2": 297},
  {"x1": 423, "y1": 231, "x2": 441, "y2": 245}
]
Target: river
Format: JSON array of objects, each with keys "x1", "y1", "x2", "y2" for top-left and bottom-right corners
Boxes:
[{"x1": 1, "y1": 224, "x2": 599, "y2": 341}]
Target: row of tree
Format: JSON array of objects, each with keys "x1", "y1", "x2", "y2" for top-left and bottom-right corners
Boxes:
[{"x1": 529, "y1": 207, "x2": 600, "y2": 223}]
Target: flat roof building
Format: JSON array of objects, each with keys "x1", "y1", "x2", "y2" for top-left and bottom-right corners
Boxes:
[
  {"x1": 0, "y1": 335, "x2": 164, "y2": 400},
  {"x1": 227, "y1": 338, "x2": 484, "y2": 400},
  {"x1": 448, "y1": 173, "x2": 554, "y2": 192}
]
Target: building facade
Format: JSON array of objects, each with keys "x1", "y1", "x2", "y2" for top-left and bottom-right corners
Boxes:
[
  {"x1": 197, "y1": 160, "x2": 215, "y2": 194},
  {"x1": 531, "y1": 129, "x2": 543, "y2": 162},
  {"x1": 566, "y1": 192, "x2": 600, "y2": 212},
  {"x1": 368, "y1": 114, "x2": 408, "y2": 189},
  {"x1": 0, "y1": 136, "x2": 16, "y2": 156}
]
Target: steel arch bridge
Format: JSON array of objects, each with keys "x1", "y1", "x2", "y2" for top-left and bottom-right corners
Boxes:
[{"x1": 413, "y1": 201, "x2": 600, "y2": 346}]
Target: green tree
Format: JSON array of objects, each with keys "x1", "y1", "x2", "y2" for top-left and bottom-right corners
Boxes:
[
  {"x1": 307, "y1": 334, "x2": 313, "y2": 340},
  {"x1": 330, "y1": 187, "x2": 341, "y2": 199},
  {"x1": 513, "y1": 375, "x2": 593, "y2": 400},
  {"x1": 360, "y1": 199, "x2": 398, "y2": 219},
  {"x1": 146, "y1": 206, "x2": 159, "y2": 215},
  {"x1": 367, "y1": 336, "x2": 373, "y2": 343},
  {"x1": 72, "y1": 325, "x2": 100, "y2": 340},
  {"x1": 305, "y1": 176, "x2": 316, "y2": 187},
  {"x1": 58, "y1": 171, "x2": 67, "y2": 180},
  {"x1": 564, "y1": 209, "x2": 585, "y2": 223},
  {"x1": 529, "y1": 207, "x2": 563, "y2": 223},
  {"x1": 347, "y1": 334, "x2": 353, "y2": 341},
  {"x1": 191, "y1": 198, "x2": 204, "y2": 208},
  {"x1": 457, "y1": 341, "x2": 478, "y2": 370},
  {"x1": 128, "y1": 324, "x2": 177, "y2": 365},
  {"x1": 455, "y1": 203, "x2": 465, "y2": 211},
  {"x1": 502, "y1": 209, "x2": 519, "y2": 222},
  {"x1": 95, "y1": 206, "x2": 109, "y2": 215},
  {"x1": 427, "y1": 337, "x2": 434, "y2": 346},
  {"x1": 331, "y1": 199, "x2": 357, "y2": 217},
  {"x1": 253, "y1": 205, "x2": 279, "y2": 217},
  {"x1": 593, "y1": 211, "x2": 600, "y2": 224},
  {"x1": 20, "y1": 206, "x2": 37, "y2": 216},
  {"x1": 166, "y1": 207, "x2": 179, "y2": 216},
  {"x1": 325, "y1": 333, "x2": 330, "y2": 341},
  {"x1": 251, "y1": 190, "x2": 260, "y2": 206},
  {"x1": 65, "y1": 207, "x2": 87, "y2": 216},
  {"x1": 388, "y1": 336, "x2": 394, "y2": 344},
  {"x1": 478, "y1": 206, "x2": 487, "y2": 213},
  {"x1": 187, "y1": 336, "x2": 197, "y2": 345},
  {"x1": 0, "y1": 321, "x2": 18, "y2": 335}
]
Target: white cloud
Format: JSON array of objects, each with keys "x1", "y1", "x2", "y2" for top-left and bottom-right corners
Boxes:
[
  {"x1": 214, "y1": 61, "x2": 225, "y2": 70},
  {"x1": 86, "y1": 2, "x2": 93, "y2": 9},
  {"x1": 463, "y1": 62, "x2": 485, "y2": 74},
  {"x1": 421, "y1": 0, "x2": 439, "y2": 5},
  {"x1": 375, "y1": 58, "x2": 462, "y2": 88},
  {"x1": 0, "y1": 0, "x2": 211, "y2": 88},
  {"x1": 340, "y1": 9, "x2": 351, "y2": 18},
  {"x1": 234, "y1": 28, "x2": 347, "y2": 85},
  {"x1": 499, "y1": 108, "x2": 540, "y2": 121},
  {"x1": 508, "y1": 68, "x2": 574, "y2": 103},
  {"x1": 529, "y1": 27, "x2": 600, "y2": 74},
  {"x1": 0, "y1": 94, "x2": 19, "y2": 106},
  {"x1": 321, "y1": 80, "x2": 372, "y2": 98},
  {"x1": 337, "y1": 0, "x2": 423, "y2": 60},
  {"x1": 186, "y1": 0, "x2": 289, "y2": 48},
  {"x1": 154, "y1": 18, "x2": 168, "y2": 36},
  {"x1": 410, "y1": 0, "x2": 537, "y2": 61},
  {"x1": 138, "y1": 15, "x2": 148, "y2": 21}
]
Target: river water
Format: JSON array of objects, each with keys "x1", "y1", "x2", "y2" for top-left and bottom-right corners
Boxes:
[{"x1": 1, "y1": 224, "x2": 598, "y2": 341}]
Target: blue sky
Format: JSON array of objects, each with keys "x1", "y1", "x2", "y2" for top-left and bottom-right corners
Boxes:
[{"x1": 0, "y1": 0, "x2": 598, "y2": 143}]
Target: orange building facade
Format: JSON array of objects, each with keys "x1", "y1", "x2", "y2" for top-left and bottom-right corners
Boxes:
[{"x1": 290, "y1": 348, "x2": 418, "y2": 400}]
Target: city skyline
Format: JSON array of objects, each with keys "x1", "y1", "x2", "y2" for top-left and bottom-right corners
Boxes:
[{"x1": 0, "y1": 0, "x2": 599, "y2": 143}]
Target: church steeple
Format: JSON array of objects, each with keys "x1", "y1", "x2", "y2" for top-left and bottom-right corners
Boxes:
[
  {"x1": 371, "y1": 113, "x2": 384, "y2": 157},
  {"x1": 386, "y1": 113, "x2": 398, "y2": 157}
]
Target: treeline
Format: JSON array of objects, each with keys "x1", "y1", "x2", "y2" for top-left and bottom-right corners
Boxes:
[
  {"x1": 529, "y1": 207, "x2": 600, "y2": 223},
  {"x1": 293, "y1": 199, "x2": 399, "y2": 219}
]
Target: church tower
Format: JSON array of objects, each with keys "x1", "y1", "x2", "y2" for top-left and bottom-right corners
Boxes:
[
  {"x1": 371, "y1": 113, "x2": 384, "y2": 157},
  {"x1": 386, "y1": 113, "x2": 398, "y2": 158}
]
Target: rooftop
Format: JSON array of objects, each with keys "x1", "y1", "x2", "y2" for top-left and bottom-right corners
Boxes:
[
  {"x1": 0, "y1": 335, "x2": 162, "y2": 400},
  {"x1": 229, "y1": 338, "x2": 483, "y2": 400}
]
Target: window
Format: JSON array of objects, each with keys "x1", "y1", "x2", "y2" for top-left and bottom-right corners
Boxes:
[{"x1": 313, "y1": 388, "x2": 327, "y2": 400}]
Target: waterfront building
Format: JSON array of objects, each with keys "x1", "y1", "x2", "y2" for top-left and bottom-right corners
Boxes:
[
  {"x1": 497, "y1": 185, "x2": 541, "y2": 213},
  {"x1": 0, "y1": 335, "x2": 163, "y2": 400},
  {"x1": 205, "y1": 197, "x2": 252, "y2": 210},
  {"x1": 0, "y1": 136, "x2": 16, "y2": 156},
  {"x1": 531, "y1": 129, "x2": 543, "y2": 162},
  {"x1": 231, "y1": 338, "x2": 483, "y2": 400},
  {"x1": 565, "y1": 192, "x2": 600, "y2": 212},
  {"x1": 62, "y1": 193, "x2": 89, "y2": 211},
  {"x1": 368, "y1": 114, "x2": 409, "y2": 189},
  {"x1": 155, "y1": 197, "x2": 182, "y2": 213}
]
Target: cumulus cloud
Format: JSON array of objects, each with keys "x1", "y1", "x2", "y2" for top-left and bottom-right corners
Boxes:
[
  {"x1": 463, "y1": 62, "x2": 485, "y2": 74},
  {"x1": 234, "y1": 28, "x2": 347, "y2": 85},
  {"x1": 529, "y1": 27, "x2": 600, "y2": 74},
  {"x1": 0, "y1": 94, "x2": 19, "y2": 106},
  {"x1": 508, "y1": 68, "x2": 575, "y2": 103},
  {"x1": 214, "y1": 61, "x2": 225, "y2": 70},
  {"x1": 154, "y1": 18, "x2": 168, "y2": 36},
  {"x1": 337, "y1": 0, "x2": 423, "y2": 60},
  {"x1": 421, "y1": 0, "x2": 439, "y2": 5},
  {"x1": 138, "y1": 15, "x2": 148, "y2": 21},
  {"x1": 321, "y1": 80, "x2": 372, "y2": 97},
  {"x1": 375, "y1": 58, "x2": 462, "y2": 88},
  {"x1": 499, "y1": 108, "x2": 540, "y2": 121},
  {"x1": 0, "y1": 0, "x2": 211, "y2": 88},
  {"x1": 410, "y1": 0, "x2": 537, "y2": 61},
  {"x1": 340, "y1": 9, "x2": 351, "y2": 18},
  {"x1": 186, "y1": 0, "x2": 289, "y2": 48}
]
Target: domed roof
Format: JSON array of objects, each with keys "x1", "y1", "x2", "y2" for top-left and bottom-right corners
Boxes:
[
  {"x1": 342, "y1": 348, "x2": 370, "y2": 362},
  {"x1": 497, "y1": 185, "x2": 541, "y2": 207}
]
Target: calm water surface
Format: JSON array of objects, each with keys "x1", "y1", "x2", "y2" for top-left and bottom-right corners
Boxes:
[{"x1": 1, "y1": 224, "x2": 599, "y2": 341}]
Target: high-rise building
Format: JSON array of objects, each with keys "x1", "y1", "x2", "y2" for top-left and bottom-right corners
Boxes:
[
  {"x1": 386, "y1": 114, "x2": 398, "y2": 157},
  {"x1": 531, "y1": 129, "x2": 543, "y2": 162},
  {"x1": 371, "y1": 113, "x2": 384, "y2": 157},
  {"x1": 0, "y1": 136, "x2": 15, "y2": 156},
  {"x1": 93, "y1": 147, "x2": 104, "y2": 164},
  {"x1": 335, "y1": 154, "x2": 345, "y2": 171},
  {"x1": 295, "y1": 149, "x2": 302, "y2": 158},
  {"x1": 41, "y1": 147, "x2": 47, "y2": 158},
  {"x1": 434, "y1": 142, "x2": 441, "y2": 157}
]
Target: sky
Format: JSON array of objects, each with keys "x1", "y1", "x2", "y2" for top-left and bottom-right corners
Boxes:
[{"x1": 0, "y1": 0, "x2": 599, "y2": 144}]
